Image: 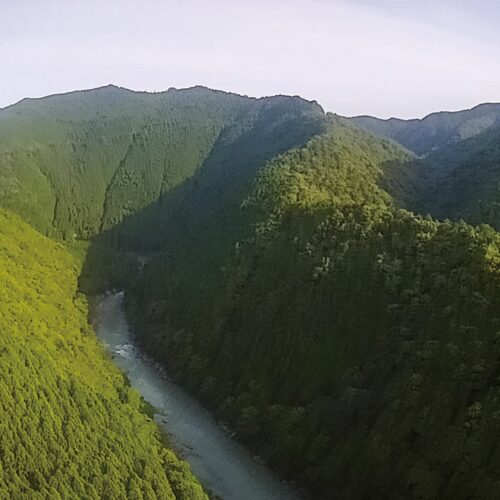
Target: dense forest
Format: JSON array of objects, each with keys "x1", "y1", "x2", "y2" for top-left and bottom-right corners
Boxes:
[
  {"x1": 1, "y1": 86, "x2": 500, "y2": 498},
  {"x1": 124, "y1": 119, "x2": 500, "y2": 497},
  {"x1": 0, "y1": 85, "x2": 324, "y2": 239},
  {"x1": 0, "y1": 209, "x2": 205, "y2": 499}
]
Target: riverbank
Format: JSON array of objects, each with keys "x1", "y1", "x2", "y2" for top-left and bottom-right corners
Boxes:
[{"x1": 93, "y1": 292, "x2": 300, "y2": 500}]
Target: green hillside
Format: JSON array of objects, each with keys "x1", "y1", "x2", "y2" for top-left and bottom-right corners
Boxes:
[
  {"x1": 0, "y1": 209, "x2": 206, "y2": 499},
  {"x1": 1, "y1": 85, "x2": 500, "y2": 499},
  {"x1": 0, "y1": 85, "x2": 324, "y2": 239},
  {"x1": 120, "y1": 119, "x2": 498, "y2": 498}
]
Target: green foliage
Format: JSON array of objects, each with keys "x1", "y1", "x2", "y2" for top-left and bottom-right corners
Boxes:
[
  {"x1": 0, "y1": 210, "x2": 206, "y2": 499},
  {"x1": 2, "y1": 85, "x2": 500, "y2": 499},
  {"x1": 0, "y1": 85, "x2": 324, "y2": 240},
  {"x1": 124, "y1": 120, "x2": 496, "y2": 498}
]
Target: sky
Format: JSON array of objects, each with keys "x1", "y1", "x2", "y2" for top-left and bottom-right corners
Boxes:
[{"x1": 1, "y1": 0, "x2": 500, "y2": 118}]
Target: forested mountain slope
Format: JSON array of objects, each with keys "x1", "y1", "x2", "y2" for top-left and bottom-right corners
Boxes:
[
  {"x1": 117, "y1": 119, "x2": 499, "y2": 498},
  {"x1": 0, "y1": 85, "x2": 324, "y2": 238},
  {"x1": 0, "y1": 86, "x2": 327, "y2": 498},
  {"x1": 0, "y1": 209, "x2": 206, "y2": 499},
  {"x1": 420, "y1": 125, "x2": 500, "y2": 229}
]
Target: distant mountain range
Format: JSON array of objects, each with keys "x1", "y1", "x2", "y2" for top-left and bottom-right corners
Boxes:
[
  {"x1": 350, "y1": 102, "x2": 500, "y2": 155},
  {"x1": 348, "y1": 104, "x2": 500, "y2": 229}
]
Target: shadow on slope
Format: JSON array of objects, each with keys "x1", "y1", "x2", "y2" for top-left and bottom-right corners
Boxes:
[
  {"x1": 78, "y1": 114, "x2": 429, "y2": 493},
  {"x1": 419, "y1": 125, "x2": 500, "y2": 230},
  {"x1": 79, "y1": 95, "x2": 326, "y2": 293}
]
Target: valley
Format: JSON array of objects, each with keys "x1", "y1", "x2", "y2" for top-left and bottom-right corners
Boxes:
[{"x1": 1, "y1": 85, "x2": 499, "y2": 499}]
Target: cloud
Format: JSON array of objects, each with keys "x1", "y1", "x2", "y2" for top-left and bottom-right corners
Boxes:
[{"x1": 1, "y1": 0, "x2": 499, "y2": 118}]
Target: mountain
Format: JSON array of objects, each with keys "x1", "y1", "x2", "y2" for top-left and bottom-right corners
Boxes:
[
  {"x1": 0, "y1": 85, "x2": 324, "y2": 239},
  {"x1": 1, "y1": 86, "x2": 500, "y2": 499}
]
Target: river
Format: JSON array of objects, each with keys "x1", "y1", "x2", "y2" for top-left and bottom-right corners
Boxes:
[{"x1": 93, "y1": 292, "x2": 300, "y2": 500}]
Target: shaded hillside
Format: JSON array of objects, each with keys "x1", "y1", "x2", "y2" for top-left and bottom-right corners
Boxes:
[
  {"x1": 421, "y1": 125, "x2": 500, "y2": 229},
  {"x1": 105, "y1": 95, "x2": 327, "y2": 251},
  {"x1": 0, "y1": 209, "x2": 206, "y2": 499},
  {"x1": 349, "y1": 106, "x2": 500, "y2": 230},
  {"x1": 78, "y1": 93, "x2": 327, "y2": 294}
]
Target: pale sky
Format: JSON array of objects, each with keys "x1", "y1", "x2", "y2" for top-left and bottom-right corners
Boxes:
[{"x1": 1, "y1": 0, "x2": 500, "y2": 118}]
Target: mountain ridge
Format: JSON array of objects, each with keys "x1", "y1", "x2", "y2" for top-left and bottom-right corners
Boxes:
[
  {"x1": 0, "y1": 85, "x2": 325, "y2": 238},
  {"x1": 350, "y1": 101, "x2": 500, "y2": 124},
  {"x1": 348, "y1": 103, "x2": 500, "y2": 155},
  {"x1": 1, "y1": 84, "x2": 325, "y2": 115}
]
